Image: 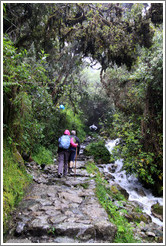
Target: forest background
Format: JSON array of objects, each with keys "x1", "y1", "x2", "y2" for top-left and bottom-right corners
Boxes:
[{"x1": 2, "y1": 2, "x2": 164, "y2": 232}]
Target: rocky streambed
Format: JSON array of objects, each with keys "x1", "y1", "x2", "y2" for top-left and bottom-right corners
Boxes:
[{"x1": 5, "y1": 142, "x2": 163, "y2": 244}]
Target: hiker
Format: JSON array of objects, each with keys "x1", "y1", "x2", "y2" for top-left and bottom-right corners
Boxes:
[
  {"x1": 68, "y1": 130, "x2": 80, "y2": 174},
  {"x1": 57, "y1": 129, "x2": 78, "y2": 178},
  {"x1": 89, "y1": 124, "x2": 98, "y2": 131}
]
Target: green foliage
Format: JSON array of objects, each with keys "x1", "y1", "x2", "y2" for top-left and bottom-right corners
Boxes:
[
  {"x1": 3, "y1": 144, "x2": 32, "y2": 232},
  {"x1": 78, "y1": 66, "x2": 115, "y2": 129},
  {"x1": 4, "y1": 3, "x2": 156, "y2": 71},
  {"x1": 102, "y1": 26, "x2": 163, "y2": 195},
  {"x1": 3, "y1": 35, "x2": 87, "y2": 233},
  {"x1": 65, "y1": 106, "x2": 86, "y2": 142},
  {"x1": 112, "y1": 112, "x2": 162, "y2": 190},
  {"x1": 32, "y1": 146, "x2": 53, "y2": 165},
  {"x1": 84, "y1": 140, "x2": 111, "y2": 163},
  {"x1": 86, "y1": 161, "x2": 140, "y2": 243},
  {"x1": 86, "y1": 160, "x2": 99, "y2": 175}
]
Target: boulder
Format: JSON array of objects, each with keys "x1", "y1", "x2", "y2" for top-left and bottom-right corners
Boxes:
[
  {"x1": 114, "y1": 184, "x2": 129, "y2": 199},
  {"x1": 55, "y1": 222, "x2": 96, "y2": 240},
  {"x1": 28, "y1": 216, "x2": 50, "y2": 235},
  {"x1": 124, "y1": 211, "x2": 152, "y2": 224},
  {"x1": 15, "y1": 222, "x2": 25, "y2": 235},
  {"x1": 151, "y1": 203, "x2": 163, "y2": 221},
  {"x1": 58, "y1": 192, "x2": 83, "y2": 204},
  {"x1": 13, "y1": 149, "x2": 24, "y2": 166},
  {"x1": 94, "y1": 220, "x2": 117, "y2": 242}
]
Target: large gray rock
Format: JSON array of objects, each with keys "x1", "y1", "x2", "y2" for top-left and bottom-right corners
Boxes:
[
  {"x1": 58, "y1": 191, "x2": 83, "y2": 203},
  {"x1": 94, "y1": 220, "x2": 117, "y2": 241},
  {"x1": 55, "y1": 222, "x2": 96, "y2": 240}
]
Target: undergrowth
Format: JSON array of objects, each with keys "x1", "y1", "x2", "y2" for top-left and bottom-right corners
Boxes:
[
  {"x1": 32, "y1": 145, "x2": 53, "y2": 165},
  {"x1": 86, "y1": 161, "x2": 141, "y2": 243},
  {"x1": 84, "y1": 140, "x2": 111, "y2": 163},
  {"x1": 3, "y1": 145, "x2": 32, "y2": 233}
]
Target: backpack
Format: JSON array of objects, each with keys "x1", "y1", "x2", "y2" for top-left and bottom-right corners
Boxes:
[{"x1": 58, "y1": 135, "x2": 70, "y2": 149}]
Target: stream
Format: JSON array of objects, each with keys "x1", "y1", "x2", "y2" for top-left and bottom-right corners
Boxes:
[{"x1": 104, "y1": 139, "x2": 163, "y2": 227}]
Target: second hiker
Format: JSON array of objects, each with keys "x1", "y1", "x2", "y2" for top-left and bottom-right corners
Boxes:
[{"x1": 68, "y1": 130, "x2": 80, "y2": 174}]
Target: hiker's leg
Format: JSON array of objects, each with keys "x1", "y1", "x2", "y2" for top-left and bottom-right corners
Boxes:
[
  {"x1": 68, "y1": 150, "x2": 73, "y2": 168},
  {"x1": 70, "y1": 150, "x2": 76, "y2": 163},
  {"x1": 58, "y1": 151, "x2": 64, "y2": 176},
  {"x1": 64, "y1": 151, "x2": 69, "y2": 176},
  {"x1": 68, "y1": 150, "x2": 76, "y2": 173},
  {"x1": 68, "y1": 152, "x2": 71, "y2": 171}
]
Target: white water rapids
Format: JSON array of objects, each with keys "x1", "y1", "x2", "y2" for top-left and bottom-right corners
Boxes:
[{"x1": 104, "y1": 139, "x2": 163, "y2": 227}]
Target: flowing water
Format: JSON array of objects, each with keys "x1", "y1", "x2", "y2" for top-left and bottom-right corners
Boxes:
[{"x1": 104, "y1": 139, "x2": 163, "y2": 227}]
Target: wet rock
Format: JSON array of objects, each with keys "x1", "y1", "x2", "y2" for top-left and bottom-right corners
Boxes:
[
  {"x1": 13, "y1": 147, "x2": 24, "y2": 167},
  {"x1": 58, "y1": 192, "x2": 83, "y2": 203},
  {"x1": 146, "y1": 231, "x2": 156, "y2": 237},
  {"x1": 115, "y1": 184, "x2": 129, "y2": 199},
  {"x1": 94, "y1": 220, "x2": 117, "y2": 241},
  {"x1": 39, "y1": 199, "x2": 53, "y2": 206},
  {"x1": 27, "y1": 203, "x2": 39, "y2": 212},
  {"x1": 108, "y1": 164, "x2": 118, "y2": 173},
  {"x1": 45, "y1": 209, "x2": 61, "y2": 216},
  {"x1": 109, "y1": 184, "x2": 129, "y2": 199},
  {"x1": 49, "y1": 215, "x2": 67, "y2": 224},
  {"x1": 125, "y1": 212, "x2": 152, "y2": 224},
  {"x1": 53, "y1": 236, "x2": 79, "y2": 243},
  {"x1": 138, "y1": 221, "x2": 148, "y2": 232},
  {"x1": 82, "y1": 203, "x2": 108, "y2": 221},
  {"x1": 55, "y1": 222, "x2": 95, "y2": 240},
  {"x1": 104, "y1": 173, "x2": 115, "y2": 181},
  {"x1": 131, "y1": 201, "x2": 144, "y2": 210},
  {"x1": 28, "y1": 216, "x2": 50, "y2": 235},
  {"x1": 113, "y1": 201, "x2": 124, "y2": 209},
  {"x1": 135, "y1": 187, "x2": 146, "y2": 197},
  {"x1": 15, "y1": 222, "x2": 25, "y2": 235},
  {"x1": 151, "y1": 203, "x2": 163, "y2": 221}
]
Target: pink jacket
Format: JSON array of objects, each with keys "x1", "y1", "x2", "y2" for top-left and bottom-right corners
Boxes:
[{"x1": 70, "y1": 137, "x2": 77, "y2": 148}]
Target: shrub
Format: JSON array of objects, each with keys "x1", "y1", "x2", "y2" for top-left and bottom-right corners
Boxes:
[
  {"x1": 32, "y1": 145, "x2": 53, "y2": 165},
  {"x1": 84, "y1": 140, "x2": 111, "y2": 163},
  {"x1": 3, "y1": 145, "x2": 32, "y2": 233}
]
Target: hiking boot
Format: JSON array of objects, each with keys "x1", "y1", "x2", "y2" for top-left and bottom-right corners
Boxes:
[
  {"x1": 58, "y1": 173, "x2": 62, "y2": 178},
  {"x1": 68, "y1": 168, "x2": 74, "y2": 174}
]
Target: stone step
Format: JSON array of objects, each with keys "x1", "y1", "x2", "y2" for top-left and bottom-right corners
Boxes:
[{"x1": 6, "y1": 161, "x2": 117, "y2": 243}]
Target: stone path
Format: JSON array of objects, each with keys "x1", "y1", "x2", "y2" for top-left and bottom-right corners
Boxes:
[
  {"x1": 5, "y1": 159, "x2": 117, "y2": 243},
  {"x1": 5, "y1": 142, "x2": 163, "y2": 244}
]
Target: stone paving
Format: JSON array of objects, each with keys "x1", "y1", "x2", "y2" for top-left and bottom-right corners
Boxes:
[
  {"x1": 5, "y1": 153, "x2": 163, "y2": 244},
  {"x1": 5, "y1": 160, "x2": 117, "y2": 243}
]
